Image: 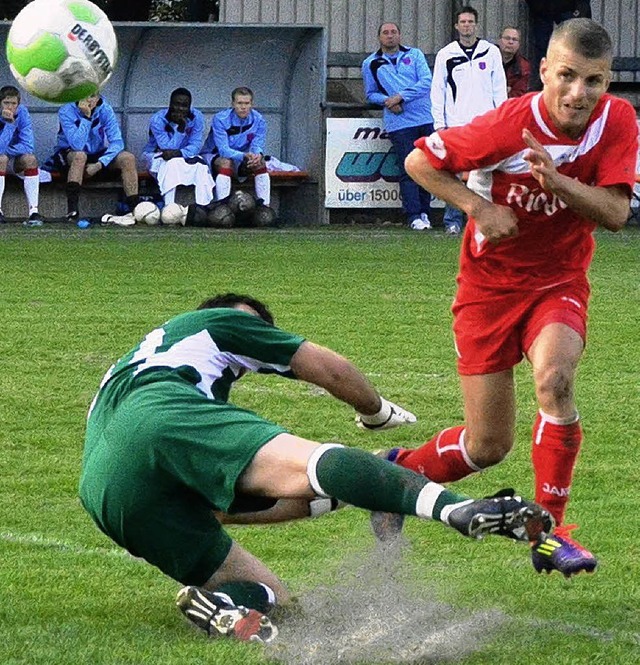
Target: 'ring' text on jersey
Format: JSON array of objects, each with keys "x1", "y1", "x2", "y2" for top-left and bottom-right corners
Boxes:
[{"x1": 506, "y1": 182, "x2": 568, "y2": 216}]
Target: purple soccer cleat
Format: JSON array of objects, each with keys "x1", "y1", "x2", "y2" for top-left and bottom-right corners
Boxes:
[{"x1": 531, "y1": 524, "x2": 598, "y2": 577}]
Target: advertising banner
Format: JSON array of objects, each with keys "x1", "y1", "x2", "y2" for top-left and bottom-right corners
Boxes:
[
  {"x1": 325, "y1": 117, "x2": 640, "y2": 214},
  {"x1": 325, "y1": 118, "x2": 402, "y2": 208}
]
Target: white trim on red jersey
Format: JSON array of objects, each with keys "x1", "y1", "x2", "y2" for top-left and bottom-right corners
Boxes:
[{"x1": 417, "y1": 92, "x2": 638, "y2": 289}]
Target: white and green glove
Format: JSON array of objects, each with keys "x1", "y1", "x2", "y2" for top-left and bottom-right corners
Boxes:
[{"x1": 355, "y1": 397, "x2": 417, "y2": 431}]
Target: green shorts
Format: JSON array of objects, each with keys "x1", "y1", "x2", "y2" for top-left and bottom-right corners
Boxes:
[{"x1": 79, "y1": 378, "x2": 287, "y2": 585}]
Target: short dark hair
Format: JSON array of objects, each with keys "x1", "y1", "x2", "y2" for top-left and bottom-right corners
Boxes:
[
  {"x1": 170, "y1": 87, "x2": 192, "y2": 103},
  {"x1": 378, "y1": 22, "x2": 400, "y2": 36},
  {"x1": 0, "y1": 85, "x2": 20, "y2": 102},
  {"x1": 456, "y1": 5, "x2": 478, "y2": 22},
  {"x1": 197, "y1": 293, "x2": 274, "y2": 325},
  {"x1": 549, "y1": 18, "x2": 612, "y2": 61},
  {"x1": 232, "y1": 86, "x2": 254, "y2": 102}
]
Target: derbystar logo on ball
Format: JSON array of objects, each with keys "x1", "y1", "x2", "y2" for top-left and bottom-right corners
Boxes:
[
  {"x1": 6, "y1": 0, "x2": 118, "y2": 104},
  {"x1": 67, "y1": 23, "x2": 114, "y2": 76}
]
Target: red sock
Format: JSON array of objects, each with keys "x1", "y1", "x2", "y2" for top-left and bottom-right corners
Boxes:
[
  {"x1": 394, "y1": 425, "x2": 480, "y2": 482},
  {"x1": 531, "y1": 411, "x2": 582, "y2": 526}
]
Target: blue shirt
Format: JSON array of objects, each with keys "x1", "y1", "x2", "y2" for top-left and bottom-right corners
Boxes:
[
  {"x1": 202, "y1": 108, "x2": 267, "y2": 162},
  {"x1": 142, "y1": 107, "x2": 206, "y2": 160},
  {"x1": 0, "y1": 104, "x2": 35, "y2": 156},
  {"x1": 54, "y1": 97, "x2": 124, "y2": 167},
  {"x1": 361, "y1": 45, "x2": 433, "y2": 132}
]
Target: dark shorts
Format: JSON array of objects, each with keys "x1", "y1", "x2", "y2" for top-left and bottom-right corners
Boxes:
[
  {"x1": 44, "y1": 148, "x2": 107, "y2": 173},
  {"x1": 79, "y1": 379, "x2": 287, "y2": 584},
  {"x1": 452, "y1": 276, "x2": 590, "y2": 375}
]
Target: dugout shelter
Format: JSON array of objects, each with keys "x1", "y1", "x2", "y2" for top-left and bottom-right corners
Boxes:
[{"x1": 0, "y1": 22, "x2": 326, "y2": 224}]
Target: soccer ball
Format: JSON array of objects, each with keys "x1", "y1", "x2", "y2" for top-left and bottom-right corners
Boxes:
[
  {"x1": 252, "y1": 204, "x2": 277, "y2": 227},
  {"x1": 161, "y1": 203, "x2": 187, "y2": 226},
  {"x1": 134, "y1": 201, "x2": 161, "y2": 226},
  {"x1": 206, "y1": 202, "x2": 235, "y2": 228},
  {"x1": 228, "y1": 190, "x2": 256, "y2": 215},
  {"x1": 6, "y1": 0, "x2": 118, "y2": 104}
]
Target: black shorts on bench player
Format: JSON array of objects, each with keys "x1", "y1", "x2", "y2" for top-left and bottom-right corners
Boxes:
[{"x1": 42, "y1": 93, "x2": 139, "y2": 222}]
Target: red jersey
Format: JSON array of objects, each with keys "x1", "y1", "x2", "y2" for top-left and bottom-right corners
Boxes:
[{"x1": 416, "y1": 92, "x2": 638, "y2": 290}]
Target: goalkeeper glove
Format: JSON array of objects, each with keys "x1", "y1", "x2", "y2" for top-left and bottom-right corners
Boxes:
[{"x1": 355, "y1": 397, "x2": 417, "y2": 431}]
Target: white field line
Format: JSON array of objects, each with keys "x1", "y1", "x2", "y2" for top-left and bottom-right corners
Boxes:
[
  {"x1": 3, "y1": 531, "x2": 638, "y2": 649},
  {"x1": 522, "y1": 616, "x2": 640, "y2": 647},
  {"x1": 1, "y1": 530, "x2": 136, "y2": 561}
]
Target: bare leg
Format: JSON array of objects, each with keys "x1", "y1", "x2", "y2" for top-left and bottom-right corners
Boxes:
[
  {"x1": 461, "y1": 369, "x2": 516, "y2": 467},
  {"x1": 67, "y1": 151, "x2": 87, "y2": 184},
  {"x1": 203, "y1": 540, "x2": 290, "y2": 603},
  {"x1": 111, "y1": 150, "x2": 138, "y2": 197},
  {"x1": 527, "y1": 322, "x2": 582, "y2": 418}
]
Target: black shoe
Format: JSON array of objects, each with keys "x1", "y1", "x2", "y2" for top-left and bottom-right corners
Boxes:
[
  {"x1": 23, "y1": 212, "x2": 44, "y2": 227},
  {"x1": 176, "y1": 586, "x2": 278, "y2": 643},
  {"x1": 66, "y1": 211, "x2": 79, "y2": 222},
  {"x1": 446, "y1": 489, "x2": 554, "y2": 540},
  {"x1": 0, "y1": 211, "x2": 6, "y2": 224}
]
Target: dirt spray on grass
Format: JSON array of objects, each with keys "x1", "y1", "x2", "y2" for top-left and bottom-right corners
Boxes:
[{"x1": 268, "y1": 537, "x2": 508, "y2": 665}]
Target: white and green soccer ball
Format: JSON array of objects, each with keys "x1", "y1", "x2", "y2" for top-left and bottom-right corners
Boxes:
[{"x1": 6, "y1": 0, "x2": 118, "y2": 104}]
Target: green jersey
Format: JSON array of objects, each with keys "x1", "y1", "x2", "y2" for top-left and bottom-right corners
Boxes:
[
  {"x1": 89, "y1": 307, "x2": 305, "y2": 415},
  {"x1": 80, "y1": 308, "x2": 306, "y2": 584}
]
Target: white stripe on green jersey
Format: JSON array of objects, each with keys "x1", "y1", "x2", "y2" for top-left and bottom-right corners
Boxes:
[{"x1": 90, "y1": 308, "x2": 305, "y2": 414}]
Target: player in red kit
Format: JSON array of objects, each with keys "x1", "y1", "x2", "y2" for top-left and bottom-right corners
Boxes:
[{"x1": 394, "y1": 18, "x2": 638, "y2": 576}]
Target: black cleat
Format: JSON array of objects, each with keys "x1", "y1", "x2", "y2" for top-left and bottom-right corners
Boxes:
[
  {"x1": 176, "y1": 586, "x2": 277, "y2": 643},
  {"x1": 446, "y1": 489, "x2": 554, "y2": 540},
  {"x1": 23, "y1": 212, "x2": 44, "y2": 227}
]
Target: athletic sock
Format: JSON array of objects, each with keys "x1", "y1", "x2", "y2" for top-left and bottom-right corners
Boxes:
[
  {"x1": 532, "y1": 410, "x2": 582, "y2": 526},
  {"x1": 215, "y1": 169, "x2": 232, "y2": 200},
  {"x1": 0, "y1": 172, "x2": 5, "y2": 208},
  {"x1": 66, "y1": 181, "x2": 81, "y2": 214},
  {"x1": 125, "y1": 194, "x2": 140, "y2": 211},
  {"x1": 393, "y1": 426, "x2": 481, "y2": 482},
  {"x1": 311, "y1": 445, "x2": 469, "y2": 522},
  {"x1": 254, "y1": 170, "x2": 270, "y2": 205},
  {"x1": 23, "y1": 168, "x2": 39, "y2": 214},
  {"x1": 212, "y1": 581, "x2": 276, "y2": 614}
]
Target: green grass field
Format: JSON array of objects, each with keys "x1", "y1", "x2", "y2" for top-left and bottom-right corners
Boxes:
[{"x1": 1, "y1": 224, "x2": 639, "y2": 665}]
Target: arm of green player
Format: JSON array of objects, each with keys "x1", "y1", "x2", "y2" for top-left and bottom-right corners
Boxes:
[{"x1": 290, "y1": 341, "x2": 416, "y2": 430}]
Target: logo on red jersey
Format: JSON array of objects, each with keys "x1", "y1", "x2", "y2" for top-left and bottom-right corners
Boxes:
[{"x1": 506, "y1": 182, "x2": 568, "y2": 216}]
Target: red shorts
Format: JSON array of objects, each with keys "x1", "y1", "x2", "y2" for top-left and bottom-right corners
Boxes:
[{"x1": 452, "y1": 276, "x2": 590, "y2": 376}]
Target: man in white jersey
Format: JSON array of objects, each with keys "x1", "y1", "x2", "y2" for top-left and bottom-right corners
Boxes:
[
  {"x1": 430, "y1": 5, "x2": 507, "y2": 234},
  {"x1": 79, "y1": 292, "x2": 548, "y2": 642}
]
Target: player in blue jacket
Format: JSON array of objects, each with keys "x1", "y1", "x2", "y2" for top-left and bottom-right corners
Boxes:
[
  {"x1": 142, "y1": 88, "x2": 214, "y2": 206},
  {"x1": 362, "y1": 23, "x2": 435, "y2": 230},
  {"x1": 44, "y1": 93, "x2": 139, "y2": 222},
  {"x1": 202, "y1": 87, "x2": 271, "y2": 205},
  {"x1": 0, "y1": 85, "x2": 43, "y2": 226}
]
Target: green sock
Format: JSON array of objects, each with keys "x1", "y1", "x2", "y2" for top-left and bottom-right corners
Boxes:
[
  {"x1": 314, "y1": 446, "x2": 468, "y2": 522},
  {"x1": 213, "y1": 581, "x2": 275, "y2": 614}
]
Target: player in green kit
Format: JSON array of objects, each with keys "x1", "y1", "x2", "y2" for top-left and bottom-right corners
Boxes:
[{"x1": 79, "y1": 293, "x2": 551, "y2": 643}]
